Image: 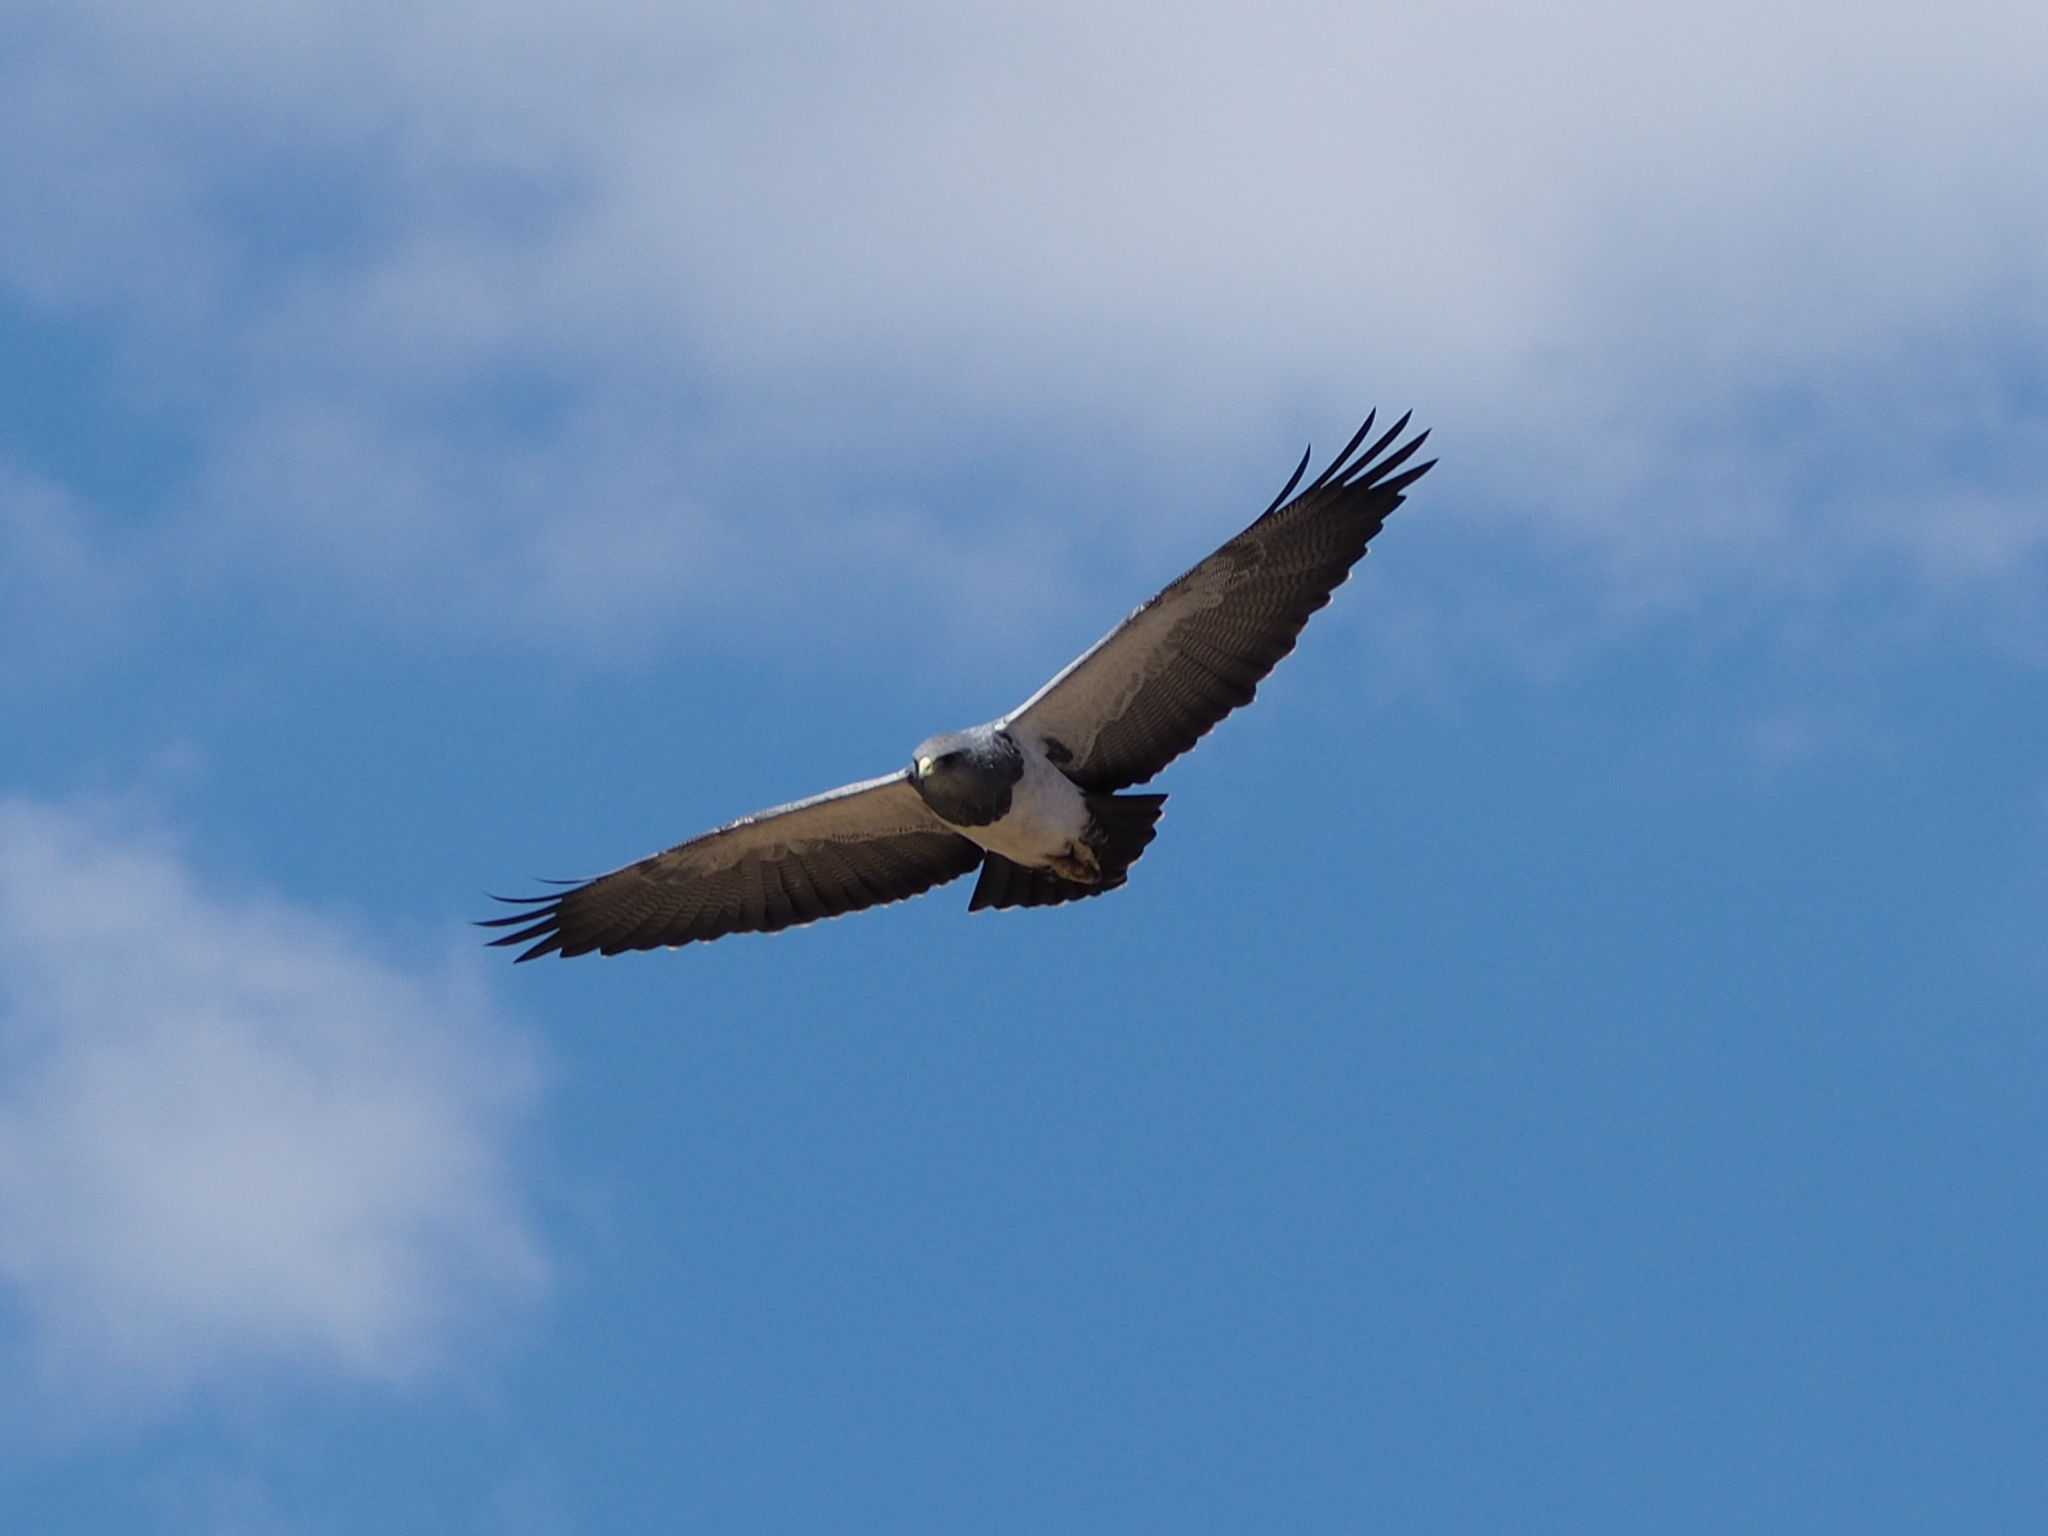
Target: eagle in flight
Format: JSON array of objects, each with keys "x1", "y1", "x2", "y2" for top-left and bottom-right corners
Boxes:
[{"x1": 485, "y1": 412, "x2": 1432, "y2": 959}]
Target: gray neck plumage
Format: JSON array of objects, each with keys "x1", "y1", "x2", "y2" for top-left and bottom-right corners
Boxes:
[{"x1": 910, "y1": 725, "x2": 1025, "y2": 827}]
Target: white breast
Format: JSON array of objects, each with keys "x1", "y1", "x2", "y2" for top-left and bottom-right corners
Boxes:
[{"x1": 963, "y1": 732, "x2": 1089, "y2": 867}]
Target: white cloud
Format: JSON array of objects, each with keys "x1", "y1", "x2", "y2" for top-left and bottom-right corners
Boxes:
[
  {"x1": 0, "y1": 469, "x2": 134, "y2": 661},
  {"x1": 0, "y1": 800, "x2": 545, "y2": 1416},
  {"x1": 1, "y1": 0, "x2": 2044, "y2": 646}
]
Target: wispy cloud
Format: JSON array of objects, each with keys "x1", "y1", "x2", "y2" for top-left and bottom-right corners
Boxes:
[
  {"x1": 0, "y1": 468, "x2": 135, "y2": 668},
  {"x1": 1, "y1": 0, "x2": 2043, "y2": 650},
  {"x1": 0, "y1": 800, "x2": 545, "y2": 1422}
]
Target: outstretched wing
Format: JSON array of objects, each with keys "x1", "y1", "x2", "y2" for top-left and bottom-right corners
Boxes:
[
  {"x1": 482, "y1": 772, "x2": 982, "y2": 959},
  {"x1": 1004, "y1": 412, "x2": 1432, "y2": 792}
]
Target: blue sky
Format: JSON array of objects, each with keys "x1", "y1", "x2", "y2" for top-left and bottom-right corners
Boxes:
[{"x1": 3, "y1": 1, "x2": 2046, "y2": 1531}]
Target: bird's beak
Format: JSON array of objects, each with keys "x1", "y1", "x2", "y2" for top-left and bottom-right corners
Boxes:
[{"x1": 916, "y1": 756, "x2": 935, "y2": 777}]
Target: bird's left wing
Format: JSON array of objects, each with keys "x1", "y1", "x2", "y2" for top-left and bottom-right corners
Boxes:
[
  {"x1": 482, "y1": 771, "x2": 982, "y2": 959},
  {"x1": 1005, "y1": 412, "x2": 1432, "y2": 792}
]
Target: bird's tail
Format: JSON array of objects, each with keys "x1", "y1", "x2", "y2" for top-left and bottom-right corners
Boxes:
[
  {"x1": 966, "y1": 792, "x2": 1168, "y2": 911},
  {"x1": 1084, "y1": 791, "x2": 1167, "y2": 885}
]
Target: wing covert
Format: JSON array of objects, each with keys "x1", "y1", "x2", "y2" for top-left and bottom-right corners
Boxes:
[
  {"x1": 1005, "y1": 413, "x2": 1432, "y2": 791},
  {"x1": 481, "y1": 771, "x2": 982, "y2": 959}
]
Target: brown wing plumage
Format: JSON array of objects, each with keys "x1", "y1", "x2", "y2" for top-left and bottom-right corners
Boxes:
[
  {"x1": 481, "y1": 772, "x2": 982, "y2": 959},
  {"x1": 1004, "y1": 412, "x2": 1432, "y2": 792}
]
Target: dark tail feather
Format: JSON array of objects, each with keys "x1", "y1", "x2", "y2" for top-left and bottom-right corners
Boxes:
[
  {"x1": 965, "y1": 793, "x2": 1168, "y2": 912},
  {"x1": 969, "y1": 853, "x2": 1095, "y2": 910},
  {"x1": 1086, "y1": 791, "x2": 1166, "y2": 883}
]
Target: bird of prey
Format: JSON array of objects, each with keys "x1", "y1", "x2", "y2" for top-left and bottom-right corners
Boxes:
[{"x1": 485, "y1": 412, "x2": 1432, "y2": 960}]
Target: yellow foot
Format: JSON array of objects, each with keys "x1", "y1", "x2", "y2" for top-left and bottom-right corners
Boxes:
[{"x1": 1046, "y1": 844, "x2": 1102, "y2": 884}]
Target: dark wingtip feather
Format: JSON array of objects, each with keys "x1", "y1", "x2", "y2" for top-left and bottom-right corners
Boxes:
[
  {"x1": 1380, "y1": 458, "x2": 1436, "y2": 497},
  {"x1": 1347, "y1": 411, "x2": 1413, "y2": 480},
  {"x1": 1355, "y1": 427, "x2": 1429, "y2": 490},
  {"x1": 487, "y1": 913, "x2": 560, "y2": 946},
  {"x1": 477, "y1": 896, "x2": 558, "y2": 929},
  {"x1": 1273, "y1": 411, "x2": 1429, "y2": 511},
  {"x1": 1305, "y1": 411, "x2": 1378, "y2": 494},
  {"x1": 479, "y1": 885, "x2": 569, "y2": 959},
  {"x1": 1259, "y1": 443, "x2": 1315, "y2": 518}
]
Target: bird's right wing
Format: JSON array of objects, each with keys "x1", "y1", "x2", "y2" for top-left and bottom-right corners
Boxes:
[
  {"x1": 1005, "y1": 413, "x2": 1432, "y2": 791},
  {"x1": 482, "y1": 771, "x2": 982, "y2": 959}
]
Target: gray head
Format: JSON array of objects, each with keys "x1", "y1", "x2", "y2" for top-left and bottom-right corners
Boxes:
[{"x1": 909, "y1": 725, "x2": 1025, "y2": 828}]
